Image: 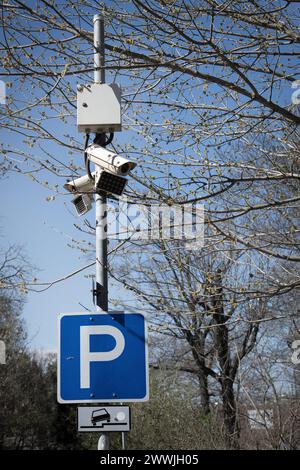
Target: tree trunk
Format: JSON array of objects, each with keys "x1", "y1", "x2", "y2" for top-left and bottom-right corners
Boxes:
[
  {"x1": 188, "y1": 331, "x2": 211, "y2": 415},
  {"x1": 212, "y1": 269, "x2": 240, "y2": 449},
  {"x1": 221, "y1": 376, "x2": 239, "y2": 449},
  {"x1": 198, "y1": 365, "x2": 210, "y2": 415}
]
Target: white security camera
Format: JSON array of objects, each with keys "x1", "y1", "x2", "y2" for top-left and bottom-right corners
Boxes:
[
  {"x1": 64, "y1": 167, "x2": 127, "y2": 206},
  {"x1": 64, "y1": 174, "x2": 95, "y2": 216},
  {"x1": 86, "y1": 144, "x2": 136, "y2": 176},
  {"x1": 72, "y1": 193, "x2": 93, "y2": 216},
  {"x1": 64, "y1": 172, "x2": 96, "y2": 194}
]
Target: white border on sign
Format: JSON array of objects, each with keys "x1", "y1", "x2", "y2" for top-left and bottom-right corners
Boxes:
[{"x1": 57, "y1": 311, "x2": 149, "y2": 404}]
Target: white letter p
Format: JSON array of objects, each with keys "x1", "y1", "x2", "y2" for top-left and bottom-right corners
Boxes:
[{"x1": 80, "y1": 325, "x2": 125, "y2": 389}]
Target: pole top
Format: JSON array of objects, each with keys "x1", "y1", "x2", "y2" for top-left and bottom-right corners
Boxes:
[{"x1": 93, "y1": 14, "x2": 103, "y2": 23}]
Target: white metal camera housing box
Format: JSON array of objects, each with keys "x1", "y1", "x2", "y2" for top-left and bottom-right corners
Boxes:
[
  {"x1": 77, "y1": 83, "x2": 122, "y2": 133},
  {"x1": 86, "y1": 144, "x2": 136, "y2": 176}
]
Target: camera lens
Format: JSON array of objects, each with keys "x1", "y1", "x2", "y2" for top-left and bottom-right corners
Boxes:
[{"x1": 120, "y1": 163, "x2": 130, "y2": 174}]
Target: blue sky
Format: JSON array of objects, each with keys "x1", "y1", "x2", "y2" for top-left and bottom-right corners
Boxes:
[
  {"x1": 0, "y1": 9, "x2": 129, "y2": 352},
  {"x1": 1, "y1": 167, "x2": 97, "y2": 351},
  {"x1": 0, "y1": 73, "x2": 134, "y2": 353}
]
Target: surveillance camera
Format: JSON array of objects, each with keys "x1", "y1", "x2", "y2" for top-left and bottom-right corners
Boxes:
[
  {"x1": 72, "y1": 193, "x2": 93, "y2": 216},
  {"x1": 64, "y1": 172, "x2": 96, "y2": 194},
  {"x1": 86, "y1": 144, "x2": 136, "y2": 176}
]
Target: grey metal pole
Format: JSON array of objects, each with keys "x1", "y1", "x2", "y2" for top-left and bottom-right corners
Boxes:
[
  {"x1": 94, "y1": 14, "x2": 105, "y2": 85},
  {"x1": 94, "y1": 13, "x2": 109, "y2": 451},
  {"x1": 121, "y1": 431, "x2": 125, "y2": 450}
]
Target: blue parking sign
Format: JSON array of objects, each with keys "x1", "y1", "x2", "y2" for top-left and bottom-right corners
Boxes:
[{"x1": 57, "y1": 312, "x2": 149, "y2": 403}]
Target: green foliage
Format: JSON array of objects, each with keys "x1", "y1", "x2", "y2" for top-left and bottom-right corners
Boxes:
[{"x1": 126, "y1": 370, "x2": 224, "y2": 450}]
